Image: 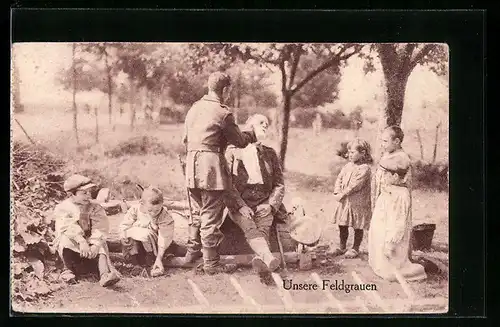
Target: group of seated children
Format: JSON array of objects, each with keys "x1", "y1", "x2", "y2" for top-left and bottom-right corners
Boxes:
[{"x1": 53, "y1": 176, "x2": 175, "y2": 287}]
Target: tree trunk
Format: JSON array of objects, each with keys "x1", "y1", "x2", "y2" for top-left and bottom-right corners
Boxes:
[
  {"x1": 104, "y1": 50, "x2": 113, "y2": 128},
  {"x1": 94, "y1": 106, "x2": 99, "y2": 143},
  {"x1": 129, "y1": 80, "x2": 136, "y2": 131},
  {"x1": 381, "y1": 73, "x2": 409, "y2": 129},
  {"x1": 416, "y1": 129, "x2": 425, "y2": 160},
  {"x1": 12, "y1": 50, "x2": 24, "y2": 113},
  {"x1": 278, "y1": 94, "x2": 292, "y2": 170},
  {"x1": 432, "y1": 123, "x2": 441, "y2": 163},
  {"x1": 71, "y1": 43, "x2": 79, "y2": 146}
]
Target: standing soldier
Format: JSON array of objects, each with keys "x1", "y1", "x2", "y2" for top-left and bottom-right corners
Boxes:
[{"x1": 181, "y1": 72, "x2": 257, "y2": 275}]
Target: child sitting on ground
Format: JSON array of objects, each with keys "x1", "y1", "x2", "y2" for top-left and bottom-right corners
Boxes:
[
  {"x1": 329, "y1": 138, "x2": 373, "y2": 259},
  {"x1": 53, "y1": 174, "x2": 121, "y2": 287},
  {"x1": 119, "y1": 186, "x2": 174, "y2": 277}
]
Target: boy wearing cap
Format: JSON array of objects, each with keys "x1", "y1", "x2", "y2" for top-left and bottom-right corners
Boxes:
[
  {"x1": 53, "y1": 174, "x2": 121, "y2": 287},
  {"x1": 119, "y1": 186, "x2": 174, "y2": 277}
]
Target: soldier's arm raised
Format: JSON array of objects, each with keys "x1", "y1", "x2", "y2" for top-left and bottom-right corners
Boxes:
[{"x1": 221, "y1": 112, "x2": 256, "y2": 148}]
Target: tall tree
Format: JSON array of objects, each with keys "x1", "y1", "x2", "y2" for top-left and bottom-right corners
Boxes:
[
  {"x1": 71, "y1": 43, "x2": 79, "y2": 146},
  {"x1": 12, "y1": 48, "x2": 24, "y2": 113},
  {"x1": 185, "y1": 43, "x2": 362, "y2": 169},
  {"x1": 365, "y1": 43, "x2": 448, "y2": 129}
]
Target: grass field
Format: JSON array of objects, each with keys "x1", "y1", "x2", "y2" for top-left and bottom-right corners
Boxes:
[{"x1": 12, "y1": 111, "x2": 449, "y2": 313}]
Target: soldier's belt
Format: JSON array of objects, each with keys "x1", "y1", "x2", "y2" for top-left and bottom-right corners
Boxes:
[{"x1": 187, "y1": 144, "x2": 223, "y2": 153}]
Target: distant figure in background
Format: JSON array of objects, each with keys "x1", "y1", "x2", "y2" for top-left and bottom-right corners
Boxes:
[
  {"x1": 53, "y1": 174, "x2": 120, "y2": 287},
  {"x1": 369, "y1": 126, "x2": 427, "y2": 282},
  {"x1": 181, "y1": 72, "x2": 257, "y2": 275},
  {"x1": 312, "y1": 112, "x2": 323, "y2": 135},
  {"x1": 329, "y1": 139, "x2": 373, "y2": 259},
  {"x1": 119, "y1": 186, "x2": 174, "y2": 277}
]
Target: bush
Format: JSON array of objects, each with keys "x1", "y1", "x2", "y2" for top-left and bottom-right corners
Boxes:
[
  {"x1": 104, "y1": 136, "x2": 171, "y2": 158},
  {"x1": 158, "y1": 106, "x2": 185, "y2": 124},
  {"x1": 412, "y1": 160, "x2": 449, "y2": 191},
  {"x1": 290, "y1": 107, "x2": 318, "y2": 128},
  {"x1": 290, "y1": 107, "x2": 359, "y2": 130},
  {"x1": 322, "y1": 109, "x2": 352, "y2": 129}
]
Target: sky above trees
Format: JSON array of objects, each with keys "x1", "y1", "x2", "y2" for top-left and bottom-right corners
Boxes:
[{"x1": 13, "y1": 42, "x2": 448, "y2": 129}]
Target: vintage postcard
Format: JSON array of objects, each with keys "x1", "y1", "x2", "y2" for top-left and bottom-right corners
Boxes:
[{"x1": 11, "y1": 42, "x2": 449, "y2": 314}]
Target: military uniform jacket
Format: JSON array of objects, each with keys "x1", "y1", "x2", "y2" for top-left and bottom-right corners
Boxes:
[
  {"x1": 183, "y1": 95, "x2": 256, "y2": 190},
  {"x1": 224, "y1": 144, "x2": 288, "y2": 223}
]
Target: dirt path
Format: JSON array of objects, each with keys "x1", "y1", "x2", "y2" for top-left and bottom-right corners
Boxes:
[{"x1": 16, "y1": 250, "x2": 448, "y2": 314}]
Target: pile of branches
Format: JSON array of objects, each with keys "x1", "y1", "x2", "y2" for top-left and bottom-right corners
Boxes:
[{"x1": 11, "y1": 141, "x2": 68, "y2": 304}]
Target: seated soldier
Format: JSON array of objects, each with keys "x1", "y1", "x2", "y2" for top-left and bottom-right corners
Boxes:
[
  {"x1": 53, "y1": 174, "x2": 121, "y2": 287},
  {"x1": 119, "y1": 186, "x2": 174, "y2": 277},
  {"x1": 224, "y1": 114, "x2": 286, "y2": 278}
]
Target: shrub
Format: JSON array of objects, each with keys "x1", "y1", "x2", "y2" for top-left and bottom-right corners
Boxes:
[
  {"x1": 290, "y1": 107, "x2": 318, "y2": 128},
  {"x1": 412, "y1": 160, "x2": 449, "y2": 191},
  {"x1": 322, "y1": 109, "x2": 352, "y2": 129},
  {"x1": 290, "y1": 107, "x2": 359, "y2": 130},
  {"x1": 104, "y1": 136, "x2": 170, "y2": 158}
]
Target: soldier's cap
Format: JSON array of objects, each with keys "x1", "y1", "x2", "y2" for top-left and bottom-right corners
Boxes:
[{"x1": 64, "y1": 174, "x2": 97, "y2": 192}]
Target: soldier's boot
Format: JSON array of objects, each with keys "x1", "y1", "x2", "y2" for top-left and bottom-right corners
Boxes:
[
  {"x1": 248, "y1": 237, "x2": 280, "y2": 273},
  {"x1": 202, "y1": 247, "x2": 238, "y2": 275},
  {"x1": 181, "y1": 225, "x2": 203, "y2": 265}
]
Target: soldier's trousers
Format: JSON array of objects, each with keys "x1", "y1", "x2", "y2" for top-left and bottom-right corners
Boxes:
[{"x1": 187, "y1": 189, "x2": 225, "y2": 251}]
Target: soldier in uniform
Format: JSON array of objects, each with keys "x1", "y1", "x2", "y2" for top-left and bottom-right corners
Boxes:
[{"x1": 182, "y1": 72, "x2": 257, "y2": 275}]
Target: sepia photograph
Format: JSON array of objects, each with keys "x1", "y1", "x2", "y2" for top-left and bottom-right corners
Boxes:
[{"x1": 11, "y1": 42, "x2": 449, "y2": 314}]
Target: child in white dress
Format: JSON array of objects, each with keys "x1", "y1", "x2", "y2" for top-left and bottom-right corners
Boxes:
[{"x1": 368, "y1": 126, "x2": 427, "y2": 282}]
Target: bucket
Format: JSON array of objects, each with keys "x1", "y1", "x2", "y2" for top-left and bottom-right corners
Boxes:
[{"x1": 411, "y1": 223, "x2": 436, "y2": 251}]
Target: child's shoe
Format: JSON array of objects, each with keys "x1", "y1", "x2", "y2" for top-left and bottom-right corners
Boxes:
[
  {"x1": 328, "y1": 247, "x2": 347, "y2": 256},
  {"x1": 99, "y1": 271, "x2": 120, "y2": 287},
  {"x1": 344, "y1": 249, "x2": 359, "y2": 259},
  {"x1": 60, "y1": 269, "x2": 77, "y2": 284}
]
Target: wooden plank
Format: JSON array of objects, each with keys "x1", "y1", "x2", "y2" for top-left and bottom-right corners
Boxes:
[
  {"x1": 109, "y1": 251, "x2": 299, "y2": 268},
  {"x1": 351, "y1": 271, "x2": 389, "y2": 312},
  {"x1": 187, "y1": 279, "x2": 210, "y2": 307},
  {"x1": 310, "y1": 272, "x2": 346, "y2": 313},
  {"x1": 229, "y1": 276, "x2": 262, "y2": 311}
]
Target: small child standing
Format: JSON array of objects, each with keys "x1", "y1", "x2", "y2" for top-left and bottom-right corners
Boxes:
[
  {"x1": 119, "y1": 186, "x2": 174, "y2": 277},
  {"x1": 329, "y1": 139, "x2": 373, "y2": 259},
  {"x1": 53, "y1": 174, "x2": 121, "y2": 287}
]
